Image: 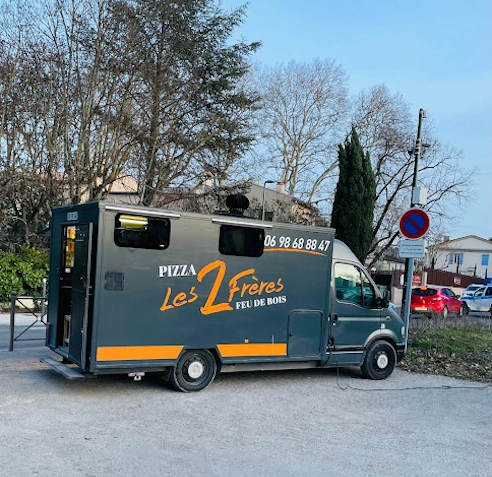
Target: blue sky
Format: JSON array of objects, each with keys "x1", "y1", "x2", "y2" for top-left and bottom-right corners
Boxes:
[{"x1": 221, "y1": 0, "x2": 492, "y2": 240}]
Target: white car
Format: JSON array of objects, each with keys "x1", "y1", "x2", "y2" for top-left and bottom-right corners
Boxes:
[
  {"x1": 461, "y1": 285, "x2": 492, "y2": 314},
  {"x1": 460, "y1": 283, "x2": 485, "y2": 298}
]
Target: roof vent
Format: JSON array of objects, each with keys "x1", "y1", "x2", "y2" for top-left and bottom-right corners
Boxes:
[{"x1": 225, "y1": 194, "x2": 250, "y2": 216}]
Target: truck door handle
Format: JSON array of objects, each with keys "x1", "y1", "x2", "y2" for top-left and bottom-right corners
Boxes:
[{"x1": 331, "y1": 313, "x2": 338, "y2": 322}]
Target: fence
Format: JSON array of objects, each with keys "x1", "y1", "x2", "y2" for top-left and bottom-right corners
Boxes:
[
  {"x1": 8, "y1": 278, "x2": 48, "y2": 351},
  {"x1": 425, "y1": 268, "x2": 485, "y2": 289}
]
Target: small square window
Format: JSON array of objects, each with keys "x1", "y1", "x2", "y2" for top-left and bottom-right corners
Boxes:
[{"x1": 219, "y1": 225, "x2": 264, "y2": 257}]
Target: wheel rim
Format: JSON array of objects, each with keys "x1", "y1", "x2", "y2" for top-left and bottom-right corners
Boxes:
[
  {"x1": 183, "y1": 355, "x2": 207, "y2": 383},
  {"x1": 442, "y1": 307, "x2": 448, "y2": 318},
  {"x1": 374, "y1": 351, "x2": 389, "y2": 370},
  {"x1": 187, "y1": 360, "x2": 205, "y2": 379}
]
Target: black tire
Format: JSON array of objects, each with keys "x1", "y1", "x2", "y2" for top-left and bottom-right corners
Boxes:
[
  {"x1": 441, "y1": 306, "x2": 448, "y2": 319},
  {"x1": 461, "y1": 303, "x2": 469, "y2": 316},
  {"x1": 361, "y1": 340, "x2": 396, "y2": 380},
  {"x1": 169, "y1": 349, "x2": 217, "y2": 392}
]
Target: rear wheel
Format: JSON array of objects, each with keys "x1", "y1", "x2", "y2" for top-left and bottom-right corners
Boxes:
[
  {"x1": 361, "y1": 340, "x2": 396, "y2": 380},
  {"x1": 461, "y1": 303, "x2": 469, "y2": 316},
  {"x1": 169, "y1": 349, "x2": 217, "y2": 392}
]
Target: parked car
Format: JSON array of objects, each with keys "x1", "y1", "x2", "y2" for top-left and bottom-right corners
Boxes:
[
  {"x1": 460, "y1": 283, "x2": 485, "y2": 298},
  {"x1": 461, "y1": 285, "x2": 492, "y2": 314},
  {"x1": 410, "y1": 286, "x2": 462, "y2": 318}
]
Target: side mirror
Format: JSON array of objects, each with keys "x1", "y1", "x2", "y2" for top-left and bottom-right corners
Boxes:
[{"x1": 380, "y1": 289, "x2": 390, "y2": 308}]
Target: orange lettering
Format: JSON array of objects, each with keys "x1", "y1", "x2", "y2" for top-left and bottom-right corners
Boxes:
[
  {"x1": 160, "y1": 287, "x2": 174, "y2": 311},
  {"x1": 241, "y1": 283, "x2": 252, "y2": 297},
  {"x1": 248, "y1": 283, "x2": 259, "y2": 295},
  {"x1": 228, "y1": 269, "x2": 254, "y2": 302},
  {"x1": 276, "y1": 278, "x2": 284, "y2": 292},
  {"x1": 173, "y1": 292, "x2": 188, "y2": 307},
  {"x1": 198, "y1": 260, "x2": 232, "y2": 315},
  {"x1": 265, "y1": 282, "x2": 276, "y2": 293},
  {"x1": 258, "y1": 282, "x2": 269, "y2": 294},
  {"x1": 188, "y1": 286, "x2": 198, "y2": 303}
]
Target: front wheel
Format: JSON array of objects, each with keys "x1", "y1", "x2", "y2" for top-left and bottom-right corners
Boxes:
[
  {"x1": 441, "y1": 306, "x2": 448, "y2": 319},
  {"x1": 169, "y1": 349, "x2": 217, "y2": 392},
  {"x1": 461, "y1": 303, "x2": 469, "y2": 316},
  {"x1": 361, "y1": 340, "x2": 396, "y2": 380}
]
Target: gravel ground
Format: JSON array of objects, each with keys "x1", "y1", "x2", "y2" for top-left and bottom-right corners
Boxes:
[{"x1": 1, "y1": 314, "x2": 491, "y2": 477}]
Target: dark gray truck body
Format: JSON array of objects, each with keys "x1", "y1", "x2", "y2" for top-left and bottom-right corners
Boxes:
[{"x1": 43, "y1": 201, "x2": 405, "y2": 390}]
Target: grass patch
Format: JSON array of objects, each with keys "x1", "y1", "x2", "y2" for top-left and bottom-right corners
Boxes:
[{"x1": 400, "y1": 323, "x2": 492, "y2": 383}]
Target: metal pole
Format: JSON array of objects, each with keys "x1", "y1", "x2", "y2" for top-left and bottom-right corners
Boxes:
[
  {"x1": 41, "y1": 278, "x2": 47, "y2": 323},
  {"x1": 403, "y1": 258, "x2": 414, "y2": 352},
  {"x1": 9, "y1": 291, "x2": 16, "y2": 352},
  {"x1": 401, "y1": 109, "x2": 426, "y2": 320},
  {"x1": 261, "y1": 180, "x2": 275, "y2": 221}
]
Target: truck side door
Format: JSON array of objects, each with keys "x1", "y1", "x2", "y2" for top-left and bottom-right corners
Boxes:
[{"x1": 328, "y1": 262, "x2": 381, "y2": 365}]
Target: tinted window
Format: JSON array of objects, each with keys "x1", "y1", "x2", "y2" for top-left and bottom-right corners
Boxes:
[
  {"x1": 114, "y1": 214, "x2": 170, "y2": 250},
  {"x1": 219, "y1": 225, "x2": 264, "y2": 257},
  {"x1": 412, "y1": 288, "x2": 438, "y2": 296}
]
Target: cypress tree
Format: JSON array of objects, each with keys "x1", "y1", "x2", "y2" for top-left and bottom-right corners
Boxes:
[{"x1": 331, "y1": 128, "x2": 375, "y2": 263}]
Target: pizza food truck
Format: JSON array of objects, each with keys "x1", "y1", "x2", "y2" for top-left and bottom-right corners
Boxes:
[{"x1": 39, "y1": 197, "x2": 406, "y2": 392}]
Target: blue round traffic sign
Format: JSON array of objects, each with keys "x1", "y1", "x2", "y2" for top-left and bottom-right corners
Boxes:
[{"x1": 399, "y1": 208, "x2": 430, "y2": 239}]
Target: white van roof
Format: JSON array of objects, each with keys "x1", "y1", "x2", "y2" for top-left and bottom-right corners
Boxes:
[{"x1": 333, "y1": 239, "x2": 360, "y2": 263}]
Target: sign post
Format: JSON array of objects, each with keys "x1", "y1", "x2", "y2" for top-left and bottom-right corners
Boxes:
[
  {"x1": 398, "y1": 207, "x2": 431, "y2": 352},
  {"x1": 401, "y1": 108, "x2": 428, "y2": 352}
]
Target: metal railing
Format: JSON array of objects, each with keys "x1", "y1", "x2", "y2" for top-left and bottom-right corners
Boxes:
[{"x1": 8, "y1": 278, "x2": 48, "y2": 351}]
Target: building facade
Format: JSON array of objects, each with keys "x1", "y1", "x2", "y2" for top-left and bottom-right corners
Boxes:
[{"x1": 432, "y1": 235, "x2": 492, "y2": 279}]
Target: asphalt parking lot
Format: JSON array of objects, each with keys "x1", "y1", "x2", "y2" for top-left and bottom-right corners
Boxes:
[{"x1": 1, "y1": 314, "x2": 491, "y2": 477}]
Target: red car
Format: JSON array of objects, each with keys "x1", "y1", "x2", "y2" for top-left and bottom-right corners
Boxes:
[{"x1": 410, "y1": 286, "x2": 462, "y2": 318}]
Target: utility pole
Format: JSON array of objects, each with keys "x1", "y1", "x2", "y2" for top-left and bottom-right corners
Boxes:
[
  {"x1": 261, "y1": 180, "x2": 275, "y2": 221},
  {"x1": 401, "y1": 109, "x2": 427, "y2": 349}
]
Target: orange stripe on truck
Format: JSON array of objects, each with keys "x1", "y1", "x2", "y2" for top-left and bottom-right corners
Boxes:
[
  {"x1": 96, "y1": 345, "x2": 183, "y2": 361},
  {"x1": 217, "y1": 343, "x2": 287, "y2": 357}
]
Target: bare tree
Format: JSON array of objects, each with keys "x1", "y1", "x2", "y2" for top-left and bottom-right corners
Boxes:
[
  {"x1": 352, "y1": 85, "x2": 474, "y2": 266},
  {"x1": 253, "y1": 59, "x2": 349, "y2": 200}
]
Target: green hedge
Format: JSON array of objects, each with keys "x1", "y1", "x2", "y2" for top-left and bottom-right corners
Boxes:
[{"x1": 0, "y1": 247, "x2": 49, "y2": 302}]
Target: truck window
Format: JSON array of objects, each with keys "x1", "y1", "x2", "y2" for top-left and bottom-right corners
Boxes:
[
  {"x1": 334, "y1": 263, "x2": 376, "y2": 308},
  {"x1": 219, "y1": 225, "x2": 264, "y2": 257},
  {"x1": 114, "y1": 214, "x2": 170, "y2": 250}
]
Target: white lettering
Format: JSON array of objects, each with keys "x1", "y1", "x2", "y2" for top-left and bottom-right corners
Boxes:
[
  {"x1": 267, "y1": 296, "x2": 287, "y2": 305},
  {"x1": 158, "y1": 264, "x2": 198, "y2": 278}
]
